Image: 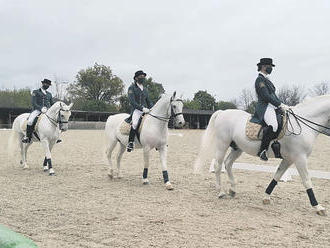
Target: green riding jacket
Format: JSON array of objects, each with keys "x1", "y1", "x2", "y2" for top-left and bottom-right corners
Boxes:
[
  {"x1": 250, "y1": 73, "x2": 282, "y2": 125},
  {"x1": 31, "y1": 88, "x2": 54, "y2": 111},
  {"x1": 125, "y1": 83, "x2": 153, "y2": 123}
]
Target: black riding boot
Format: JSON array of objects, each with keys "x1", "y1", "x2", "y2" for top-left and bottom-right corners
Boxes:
[
  {"x1": 22, "y1": 125, "x2": 33, "y2": 143},
  {"x1": 257, "y1": 126, "x2": 274, "y2": 161},
  {"x1": 127, "y1": 127, "x2": 136, "y2": 152}
]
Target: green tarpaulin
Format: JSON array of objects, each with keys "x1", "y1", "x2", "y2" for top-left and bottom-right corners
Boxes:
[{"x1": 0, "y1": 225, "x2": 38, "y2": 248}]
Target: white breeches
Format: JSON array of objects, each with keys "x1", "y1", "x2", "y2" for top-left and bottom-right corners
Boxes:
[
  {"x1": 27, "y1": 110, "x2": 41, "y2": 125},
  {"x1": 264, "y1": 104, "x2": 278, "y2": 132},
  {"x1": 132, "y1": 109, "x2": 143, "y2": 130}
]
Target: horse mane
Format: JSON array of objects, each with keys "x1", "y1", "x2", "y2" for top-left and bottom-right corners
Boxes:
[{"x1": 294, "y1": 94, "x2": 330, "y2": 116}]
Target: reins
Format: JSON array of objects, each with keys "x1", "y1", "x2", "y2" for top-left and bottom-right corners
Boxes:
[
  {"x1": 286, "y1": 109, "x2": 330, "y2": 136},
  {"x1": 148, "y1": 99, "x2": 184, "y2": 123}
]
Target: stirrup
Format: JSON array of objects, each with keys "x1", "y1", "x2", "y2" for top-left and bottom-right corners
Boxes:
[
  {"x1": 259, "y1": 150, "x2": 268, "y2": 161},
  {"x1": 127, "y1": 142, "x2": 134, "y2": 152}
]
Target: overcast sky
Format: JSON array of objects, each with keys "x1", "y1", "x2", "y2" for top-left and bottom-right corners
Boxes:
[{"x1": 0, "y1": 0, "x2": 329, "y2": 101}]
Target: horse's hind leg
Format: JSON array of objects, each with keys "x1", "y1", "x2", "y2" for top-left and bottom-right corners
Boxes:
[
  {"x1": 263, "y1": 159, "x2": 292, "y2": 204},
  {"x1": 18, "y1": 134, "x2": 24, "y2": 166},
  {"x1": 106, "y1": 138, "x2": 118, "y2": 179},
  {"x1": 115, "y1": 143, "x2": 125, "y2": 178},
  {"x1": 224, "y1": 148, "x2": 242, "y2": 197},
  {"x1": 214, "y1": 144, "x2": 229, "y2": 198},
  {"x1": 22, "y1": 142, "x2": 31, "y2": 169}
]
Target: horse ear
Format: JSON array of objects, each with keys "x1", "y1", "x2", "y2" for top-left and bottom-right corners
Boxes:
[
  {"x1": 171, "y1": 91, "x2": 176, "y2": 100},
  {"x1": 68, "y1": 103, "x2": 74, "y2": 109}
]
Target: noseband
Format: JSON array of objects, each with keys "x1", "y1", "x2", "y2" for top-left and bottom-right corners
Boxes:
[
  {"x1": 148, "y1": 99, "x2": 184, "y2": 122},
  {"x1": 46, "y1": 108, "x2": 69, "y2": 130}
]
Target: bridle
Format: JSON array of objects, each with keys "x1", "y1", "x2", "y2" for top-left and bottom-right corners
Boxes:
[
  {"x1": 46, "y1": 105, "x2": 69, "y2": 130},
  {"x1": 148, "y1": 99, "x2": 184, "y2": 122},
  {"x1": 286, "y1": 109, "x2": 330, "y2": 136}
]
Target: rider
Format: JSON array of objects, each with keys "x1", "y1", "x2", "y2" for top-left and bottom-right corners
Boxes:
[
  {"x1": 22, "y1": 78, "x2": 54, "y2": 143},
  {"x1": 126, "y1": 70, "x2": 153, "y2": 152},
  {"x1": 251, "y1": 58, "x2": 290, "y2": 161}
]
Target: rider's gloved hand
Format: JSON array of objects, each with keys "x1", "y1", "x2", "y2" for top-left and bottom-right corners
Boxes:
[
  {"x1": 142, "y1": 108, "x2": 150, "y2": 114},
  {"x1": 41, "y1": 107, "x2": 48, "y2": 113},
  {"x1": 280, "y1": 103, "x2": 290, "y2": 112}
]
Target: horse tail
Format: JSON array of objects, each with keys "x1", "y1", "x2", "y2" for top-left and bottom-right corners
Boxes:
[
  {"x1": 7, "y1": 117, "x2": 20, "y2": 158},
  {"x1": 193, "y1": 110, "x2": 222, "y2": 173}
]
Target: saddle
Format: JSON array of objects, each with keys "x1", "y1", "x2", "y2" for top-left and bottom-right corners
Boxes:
[
  {"x1": 119, "y1": 115, "x2": 146, "y2": 136},
  {"x1": 21, "y1": 114, "x2": 44, "y2": 140},
  {"x1": 246, "y1": 111, "x2": 287, "y2": 141},
  {"x1": 21, "y1": 114, "x2": 43, "y2": 132}
]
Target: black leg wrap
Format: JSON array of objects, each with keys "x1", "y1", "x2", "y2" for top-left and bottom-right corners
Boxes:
[
  {"x1": 307, "y1": 188, "x2": 318, "y2": 206},
  {"x1": 43, "y1": 157, "x2": 47, "y2": 167},
  {"x1": 47, "y1": 159, "x2": 52, "y2": 169},
  {"x1": 143, "y1": 168, "x2": 148, "y2": 179},
  {"x1": 265, "y1": 179, "x2": 278, "y2": 195},
  {"x1": 162, "y1": 170, "x2": 169, "y2": 183}
]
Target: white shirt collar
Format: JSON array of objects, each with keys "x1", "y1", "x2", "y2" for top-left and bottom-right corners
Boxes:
[
  {"x1": 40, "y1": 88, "x2": 47, "y2": 95},
  {"x1": 137, "y1": 83, "x2": 143, "y2": 91},
  {"x1": 260, "y1": 72, "x2": 269, "y2": 79}
]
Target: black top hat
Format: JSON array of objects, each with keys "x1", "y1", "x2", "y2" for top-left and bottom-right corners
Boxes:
[
  {"x1": 133, "y1": 70, "x2": 147, "y2": 80},
  {"x1": 257, "y1": 58, "x2": 275, "y2": 67},
  {"x1": 41, "y1": 78, "x2": 52, "y2": 85}
]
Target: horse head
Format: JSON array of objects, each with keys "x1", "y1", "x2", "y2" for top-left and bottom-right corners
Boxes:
[{"x1": 170, "y1": 91, "x2": 185, "y2": 128}]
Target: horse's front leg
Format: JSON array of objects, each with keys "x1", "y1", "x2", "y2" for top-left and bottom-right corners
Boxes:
[
  {"x1": 159, "y1": 146, "x2": 173, "y2": 190},
  {"x1": 41, "y1": 139, "x2": 55, "y2": 176},
  {"x1": 142, "y1": 147, "x2": 150, "y2": 185},
  {"x1": 295, "y1": 156, "x2": 326, "y2": 216}
]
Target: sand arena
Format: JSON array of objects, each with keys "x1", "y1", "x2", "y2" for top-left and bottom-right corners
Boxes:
[{"x1": 0, "y1": 129, "x2": 329, "y2": 247}]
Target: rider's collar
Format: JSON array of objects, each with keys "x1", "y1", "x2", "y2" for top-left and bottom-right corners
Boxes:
[
  {"x1": 135, "y1": 83, "x2": 144, "y2": 91},
  {"x1": 259, "y1": 72, "x2": 269, "y2": 79},
  {"x1": 40, "y1": 88, "x2": 47, "y2": 95}
]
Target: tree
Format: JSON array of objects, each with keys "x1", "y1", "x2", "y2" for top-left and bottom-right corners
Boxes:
[
  {"x1": 193, "y1": 90, "x2": 216, "y2": 110},
  {"x1": 238, "y1": 88, "x2": 256, "y2": 111},
  {"x1": 309, "y1": 82, "x2": 330, "y2": 96},
  {"x1": 183, "y1": 99, "x2": 200, "y2": 110},
  {"x1": 144, "y1": 77, "x2": 165, "y2": 103},
  {"x1": 0, "y1": 88, "x2": 31, "y2": 108},
  {"x1": 278, "y1": 85, "x2": 305, "y2": 106},
  {"x1": 68, "y1": 63, "x2": 124, "y2": 111},
  {"x1": 215, "y1": 101, "x2": 237, "y2": 110},
  {"x1": 119, "y1": 95, "x2": 131, "y2": 113}
]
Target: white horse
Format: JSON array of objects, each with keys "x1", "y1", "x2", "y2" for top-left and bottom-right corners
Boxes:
[
  {"x1": 105, "y1": 92, "x2": 185, "y2": 190},
  {"x1": 194, "y1": 95, "x2": 330, "y2": 215},
  {"x1": 8, "y1": 101, "x2": 73, "y2": 175}
]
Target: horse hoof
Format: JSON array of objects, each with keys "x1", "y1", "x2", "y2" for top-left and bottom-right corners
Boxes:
[
  {"x1": 263, "y1": 198, "x2": 271, "y2": 205},
  {"x1": 317, "y1": 210, "x2": 327, "y2": 216},
  {"x1": 43, "y1": 166, "x2": 48, "y2": 172},
  {"x1": 23, "y1": 165, "x2": 29, "y2": 170},
  {"x1": 229, "y1": 189, "x2": 236, "y2": 198},
  {"x1": 314, "y1": 205, "x2": 326, "y2": 216},
  {"x1": 142, "y1": 179, "x2": 150, "y2": 185},
  {"x1": 49, "y1": 169, "x2": 55, "y2": 176},
  {"x1": 165, "y1": 182, "x2": 174, "y2": 190},
  {"x1": 218, "y1": 192, "x2": 227, "y2": 199}
]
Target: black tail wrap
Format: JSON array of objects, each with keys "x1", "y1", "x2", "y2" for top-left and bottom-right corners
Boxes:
[
  {"x1": 162, "y1": 170, "x2": 169, "y2": 183},
  {"x1": 143, "y1": 168, "x2": 148, "y2": 179},
  {"x1": 307, "y1": 188, "x2": 318, "y2": 206},
  {"x1": 265, "y1": 179, "x2": 278, "y2": 195}
]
